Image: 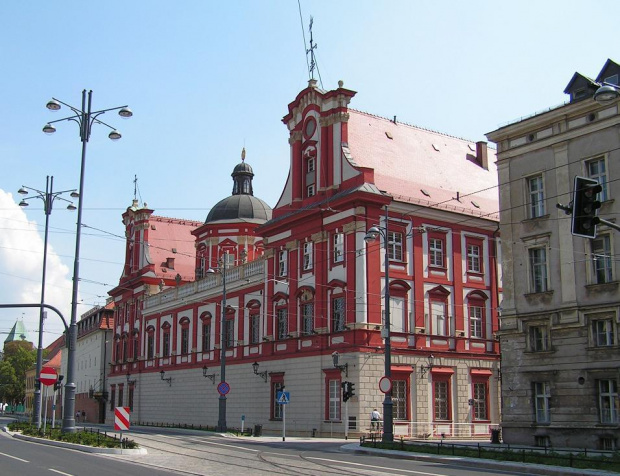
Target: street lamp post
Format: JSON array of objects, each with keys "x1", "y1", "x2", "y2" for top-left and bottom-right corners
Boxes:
[
  {"x1": 364, "y1": 205, "x2": 394, "y2": 443},
  {"x1": 207, "y1": 254, "x2": 228, "y2": 432},
  {"x1": 43, "y1": 90, "x2": 132, "y2": 433},
  {"x1": 18, "y1": 176, "x2": 76, "y2": 429}
]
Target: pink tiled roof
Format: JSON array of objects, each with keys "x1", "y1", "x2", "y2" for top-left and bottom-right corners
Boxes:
[
  {"x1": 347, "y1": 110, "x2": 499, "y2": 220},
  {"x1": 146, "y1": 216, "x2": 202, "y2": 281}
]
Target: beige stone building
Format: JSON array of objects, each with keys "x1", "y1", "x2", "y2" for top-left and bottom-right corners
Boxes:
[{"x1": 486, "y1": 59, "x2": 620, "y2": 450}]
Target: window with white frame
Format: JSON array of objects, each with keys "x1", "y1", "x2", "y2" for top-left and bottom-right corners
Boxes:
[
  {"x1": 599, "y1": 379, "x2": 619, "y2": 424},
  {"x1": 273, "y1": 381, "x2": 284, "y2": 420},
  {"x1": 202, "y1": 321, "x2": 211, "y2": 350},
  {"x1": 307, "y1": 184, "x2": 315, "y2": 197},
  {"x1": 329, "y1": 379, "x2": 341, "y2": 421},
  {"x1": 429, "y1": 237, "x2": 444, "y2": 267},
  {"x1": 527, "y1": 175, "x2": 545, "y2": 218},
  {"x1": 250, "y1": 313, "x2": 260, "y2": 344},
  {"x1": 434, "y1": 379, "x2": 450, "y2": 421},
  {"x1": 528, "y1": 246, "x2": 549, "y2": 293},
  {"x1": 473, "y1": 381, "x2": 488, "y2": 420},
  {"x1": 332, "y1": 297, "x2": 345, "y2": 332},
  {"x1": 586, "y1": 156, "x2": 608, "y2": 201},
  {"x1": 467, "y1": 243, "x2": 481, "y2": 273},
  {"x1": 592, "y1": 317, "x2": 615, "y2": 347},
  {"x1": 534, "y1": 381, "x2": 551, "y2": 423},
  {"x1": 529, "y1": 325, "x2": 549, "y2": 352},
  {"x1": 592, "y1": 234, "x2": 613, "y2": 284},
  {"x1": 333, "y1": 232, "x2": 344, "y2": 263},
  {"x1": 225, "y1": 319, "x2": 234, "y2": 348},
  {"x1": 393, "y1": 380, "x2": 407, "y2": 420},
  {"x1": 387, "y1": 231, "x2": 403, "y2": 261},
  {"x1": 276, "y1": 307, "x2": 288, "y2": 340},
  {"x1": 181, "y1": 327, "x2": 189, "y2": 354},
  {"x1": 303, "y1": 242, "x2": 313, "y2": 270},
  {"x1": 162, "y1": 330, "x2": 170, "y2": 357},
  {"x1": 278, "y1": 250, "x2": 288, "y2": 277},
  {"x1": 147, "y1": 334, "x2": 154, "y2": 359},
  {"x1": 469, "y1": 305, "x2": 483, "y2": 338},
  {"x1": 431, "y1": 300, "x2": 447, "y2": 336},
  {"x1": 301, "y1": 302, "x2": 314, "y2": 334}
]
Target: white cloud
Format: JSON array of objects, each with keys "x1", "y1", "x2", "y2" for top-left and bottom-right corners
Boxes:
[{"x1": 0, "y1": 189, "x2": 76, "y2": 348}]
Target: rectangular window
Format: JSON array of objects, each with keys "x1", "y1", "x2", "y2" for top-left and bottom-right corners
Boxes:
[
  {"x1": 277, "y1": 308, "x2": 288, "y2": 340},
  {"x1": 528, "y1": 175, "x2": 545, "y2": 218},
  {"x1": 118, "y1": 385, "x2": 124, "y2": 408},
  {"x1": 132, "y1": 337, "x2": 139, "y2": 360},
  {"x1": 387, "y1": 231, "x2": 403, "y2": 261},
  {"x1": 529, "y1": 247, "x2": 548, "y2": 293},
  {"x1": 128, "y1": 386, "x2": 134, "y2": 412},
  {"x1": 599, "y1": 379, "x2": 619, "y2": 424},
  {"x1": 332, "y1": 297, "x2": 345, "y2": 332},
  {"x1": 430, "y1": 237, "x2": 444, "y2": 267},
  {"x1": 587, "y1": 157, "x2": 608, "y2": 201},
  {"x1": 307, "y1": 157, "x2": 315, "y2": 172},
  {"x1": 593, "y1": 318, "x2": 614, "y2": 347},
  {"x1": 469, "y1": 305, "x2": 483, "y2": 338},
  {"x1": 225, "y1": 319, "x2": 234, "y2": 348},
  {"x1": 434, "y1": 380, "x2": 450, "y2": 421},
  {"x1": 302, "y1": 302, "x2": 314, "y2": 334},
  {"x1": 329, "y1": 379, "x2": 341, "y2": 421},
  {"x1": 307, "y1": 184, "x2": 315, "y2": 197},
  {"x1": 181, "y1": 328, "x2": 189, "y2": 355},
  {"x1": 473, "y1": 381, "x2": 488, "y2": 420},
  {"x1": 529, "y1": 325, "x2": 549, "y2": 352},
  {"x1": 122, "y1": 339, "x2": 127, "y2": 361},
  {"x1": 250, "y1": 314, "x2": 260, "y2": 344},
  {"x1": 147, "y1": 334, "x2": 154, "y2": 359},
  {"x1": 431, "y1": 300, "x2": 447, "y2": 336},
  {"x1": 273, "y1": 382, "x2": 284, "y2": 420},
  {"x1": 163, "y1": 332, "x2": 170, "y2": 357},
  {"x1": 110, "y1": 386, "x2": 116, "y2": 411},
  {"x1": 303, "y1": 242, "x2": 313, "y2": 270},
  {"x1": 534, "y1": 382, "x2": 551, "y2": 423},
  {"x1": 202, "y1": 322, "x2": 211, "y2": 351},
  {"x1": 278, "y1": 250, "x2": 288, "y2": 277},
  {"x1": 393, "y1": 380, "x2": 407, "y2": 420},
  {"x1": 592, "y1": 235, "x2": 612, "y2": 284},
  {"x1": 333, "y1": 233, "x2": 344, "y2": 263},
  {"x1": 467, "y1": 244, "x2": 481, "y2": 273}
]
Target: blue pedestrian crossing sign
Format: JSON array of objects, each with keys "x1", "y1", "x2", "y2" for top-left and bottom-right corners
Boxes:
[{"x1": 276, "y1": 391, "x2": 290, "y2": 405}]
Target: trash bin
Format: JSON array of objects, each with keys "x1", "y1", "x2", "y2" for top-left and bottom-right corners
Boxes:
[
  {"x1": 254, "y1": 424, "x2": 262, "y2": 437},
  {"x1": 490, "y1": 429, "x2": 501, "y2": 444}
]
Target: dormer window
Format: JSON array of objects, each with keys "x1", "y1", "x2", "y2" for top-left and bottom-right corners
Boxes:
[{"x1": 604, "y1": 74, "x2": 619, "y2": 85}]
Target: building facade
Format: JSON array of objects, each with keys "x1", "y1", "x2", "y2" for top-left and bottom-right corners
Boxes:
[
  {"x1": 107, "y1": 80, "x2": 502, "y2": 439},
  {"x1": 486, "y1": 60, "x2": 620, "y2": 450}
]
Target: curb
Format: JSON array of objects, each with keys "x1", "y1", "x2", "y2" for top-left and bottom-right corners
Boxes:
[
  {"x1": 2, "y1": 427, "x2": 147, "y2": 455},
  {"x1": 341, "y1": 443, "x2": 617, "y2": 476}
]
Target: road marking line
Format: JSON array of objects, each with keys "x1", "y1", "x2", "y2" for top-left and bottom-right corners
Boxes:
[
  {"x1": 305, "y1": 456, "x2": 449, "y2": 476},
  {"x1": 0, "y1": 451, "x2": 29, "y2": 462},
  {"x1": 49, "y1": 469, "x2": 73, "y2": 476}
]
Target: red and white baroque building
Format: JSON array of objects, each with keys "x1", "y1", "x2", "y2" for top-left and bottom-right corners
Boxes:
[{"x1": 108, "y1": 79, "x2": 502, "y2": 438}]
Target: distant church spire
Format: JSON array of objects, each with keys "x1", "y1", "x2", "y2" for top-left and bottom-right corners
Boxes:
[{"x1": 231, "y1": 148, "x2": 254, "y2": 196}]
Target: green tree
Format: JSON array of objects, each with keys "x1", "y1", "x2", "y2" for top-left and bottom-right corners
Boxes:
[{"x1": 0, "y1": 341, "x2": 35, "y2": 405}]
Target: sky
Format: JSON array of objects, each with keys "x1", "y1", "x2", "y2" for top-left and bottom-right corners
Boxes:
[{"x1": 1, "y1": 0, "x2": 618, "y2": 347}]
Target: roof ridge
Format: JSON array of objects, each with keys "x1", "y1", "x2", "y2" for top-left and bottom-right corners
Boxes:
[
  {"x1": 150, "y1": 215, "x2": 203, "y2": 225},
  {"x1": 348, "y1": 108, "x2": 480, "y2": 143}
]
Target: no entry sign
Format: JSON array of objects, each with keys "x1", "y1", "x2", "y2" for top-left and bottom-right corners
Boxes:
[
  {"x1": 114, "y1": 406, "x2": 131, "y2": 431},
  {"x1": 39, "y1": 367, "x2": 58, "y2": 387}
]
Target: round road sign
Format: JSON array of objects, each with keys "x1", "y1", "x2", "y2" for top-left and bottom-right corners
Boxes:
[
  {"x1": 217, "y1": 381, "x2": 230, "y2": 396},
  {"x1": 39, "y1": 367, "x2": 58, "y2": 387},
  {"x1": 379, "y1": 376, "x2": 392, "y2": 394}
]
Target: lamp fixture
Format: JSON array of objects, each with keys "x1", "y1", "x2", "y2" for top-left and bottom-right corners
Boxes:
[
  {"x1": 202, "y1": 366, "x2": 218, "y2": 384},
  {"x1": 126, "y1": 372, "x2": 136, "y2": 385},
  {"x1": 252, "y1": 361, "x2": 268, "y2": 382},
  {"x1": 419, "y1": 354, "x2": 435, "y2": 377},
  {"x1": 331, "y1": 351, "x2": 349, "y2": 377},
  {"x1": 594, "y1": 82, "x2": 620, "y2": 106},
  {"x1": 160, "y1": 370, "x2": 172, "y2": 386}
]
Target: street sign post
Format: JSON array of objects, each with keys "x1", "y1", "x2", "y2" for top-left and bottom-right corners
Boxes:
[
  {"x1": 114, "y1": 406, "x2": 131, "y2": 448},
  {"x1": 39, "y1": 367, "x2": 58, "y2": 387},
  {"x1": 217, "y1": 381, "x2": 230, "y2": 396},
  {"x1": 276, "y1": 391, "x2": 290, "y2": 441}
]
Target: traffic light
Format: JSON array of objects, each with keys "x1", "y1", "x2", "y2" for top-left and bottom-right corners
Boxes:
[
  {"x1": 349, "y1": 382, "x2": 356, "y2": 399},
  {"x1": 571, "y1": 176, "x2": 602, "y2": 238},
  {"x1": 342, "y1": 381, "x2": 350, "y2": 402},
  {"x1": 54, "y1": 375, "x2": 64, "y2": 391}
]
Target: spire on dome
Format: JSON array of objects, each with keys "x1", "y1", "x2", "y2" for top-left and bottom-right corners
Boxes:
[{"x1": 241, "y1": 147, "x2": 246, "y2": 162}]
